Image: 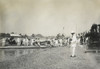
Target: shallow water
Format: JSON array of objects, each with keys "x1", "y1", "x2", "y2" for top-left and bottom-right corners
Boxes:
[
  {"x1": 0, "y1": 49, "x2": 34, "y2": 61},
  {"x1": 95, "y1": 53, "x2": 100, "y2": 63}
]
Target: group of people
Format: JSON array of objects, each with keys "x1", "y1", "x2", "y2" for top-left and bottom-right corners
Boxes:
[
  {"x1": 1, "y1": 37, "x2": 31, "y2": 46},
  {"x1": 0, "y1": 31, "x2": 88, "y2": 58},
  {"x1": 1, "y1": 32, "x2": 88, "y2": 47},
  {"x1": 1, "y1": 37, "x2": 69, "y2": 47},
  {"x1": 69, "y1": 23, "x2": 100, "y2": 57},
  {"x1": 69, "y1": 31, "x2": 89, "y2": 57},
  {"x1": 1, "y1": 24, "x2": 99, "y2": 58}
]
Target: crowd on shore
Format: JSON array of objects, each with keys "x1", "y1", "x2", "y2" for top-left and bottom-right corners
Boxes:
[
  {"x1": 1, "y1": 24, "x2": 100, "y2": 47},
  {"x1": 0, "y1": 33, "x2": 87, "y2": 47},
  {"x1": 0, "y1": 36, "x2": 68, "y2": 47}
]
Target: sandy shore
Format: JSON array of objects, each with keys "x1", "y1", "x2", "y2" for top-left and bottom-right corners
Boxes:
[{"x1": 0, "y1": 46, "x2": 99, "y2": 69}]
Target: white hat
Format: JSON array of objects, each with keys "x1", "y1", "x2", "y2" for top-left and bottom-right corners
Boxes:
[{"x1": 71, "y1": 31, "x2": 75, "y2": 34}]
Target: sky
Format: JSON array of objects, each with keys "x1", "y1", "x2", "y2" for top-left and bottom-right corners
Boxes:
[{"x1": 0, "y1": 0, "x2": 100, "y2": 36}]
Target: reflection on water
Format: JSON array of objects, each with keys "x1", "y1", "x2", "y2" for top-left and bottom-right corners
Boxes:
[
  {"x1": 95, "y1": 54, "x2": 100, "y2": 63},
  {"x1": 0, "y1": 49, "x2": 34, "y2": 61}
]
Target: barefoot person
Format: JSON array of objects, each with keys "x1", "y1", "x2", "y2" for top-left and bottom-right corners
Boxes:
[{"x1": 70, "y1": 31, "x2": 77, "y2": 57}]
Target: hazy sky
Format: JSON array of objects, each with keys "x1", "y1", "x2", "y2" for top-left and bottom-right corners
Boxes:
[{"x1": 0, "y1": 0, "x2": 100, "y2": 36}]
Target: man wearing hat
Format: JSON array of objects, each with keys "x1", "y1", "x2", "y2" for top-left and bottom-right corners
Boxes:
[{"x1": 70, "y1": 31, "x2": 77, "y2": 57}]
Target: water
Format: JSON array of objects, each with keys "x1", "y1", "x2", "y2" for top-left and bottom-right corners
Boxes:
[
  {"x1": 95, "y1": 53, "x2": 100, "y2": 63},
  {"x1": 0, "y1": 49, "x2": 34, "y2": 62}
]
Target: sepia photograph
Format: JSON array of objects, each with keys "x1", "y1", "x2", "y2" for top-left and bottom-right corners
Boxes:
[{"x1": 0, "y1": 0, "x2": 100, "y2": 69}]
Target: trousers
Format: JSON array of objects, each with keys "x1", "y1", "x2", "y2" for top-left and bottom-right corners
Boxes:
[{"x1": 70, "y1": 44, "x2": 76, "y2": 56}]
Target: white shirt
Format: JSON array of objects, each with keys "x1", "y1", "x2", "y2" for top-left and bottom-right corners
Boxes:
[{"x1": 71, "y1": 34, "x2": 77, "y2": 46}]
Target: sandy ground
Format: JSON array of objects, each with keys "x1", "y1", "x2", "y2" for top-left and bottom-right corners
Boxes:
[{"x1": 0, "y1": 46, "x2": 100, "y2": 69}]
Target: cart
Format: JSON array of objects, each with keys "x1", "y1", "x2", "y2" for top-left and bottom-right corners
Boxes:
[{"x1": 85, "y1": 32, "x2": 100, "y2": 53}]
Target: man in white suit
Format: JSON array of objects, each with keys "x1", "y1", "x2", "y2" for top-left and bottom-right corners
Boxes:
[{"x1": 70, "y1": 31, "x2": 77, "y2": 57}]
